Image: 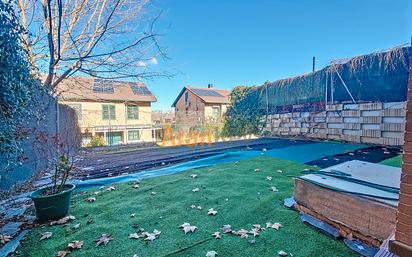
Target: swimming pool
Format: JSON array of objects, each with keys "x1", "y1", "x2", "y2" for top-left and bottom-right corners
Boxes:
[{"x1": 74, "y1": 141, "x2": 365, "y2": 189}]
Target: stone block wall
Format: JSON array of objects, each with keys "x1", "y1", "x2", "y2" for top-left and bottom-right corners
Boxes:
[{"x1": 266, "y1": 101, "x2": 406, "y2": 146}]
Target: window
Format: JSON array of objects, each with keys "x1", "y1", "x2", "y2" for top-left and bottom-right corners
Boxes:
[
  {"x1": 184, "y1": 91, "x2": 189, "y2": 107},
  {"x1": 102, "y1": 104, "x2": 116, "y2": 120},
  {"x1": 68, "y1": 104, "x2": 82, "y2": 120},
  {"x1": 128, "y1": 130, "x2": 140, "y2": 141},
  {"x1": 212, "y1": 106, "x2": 220, "y2": 117},
  {"x1": 127, "y1": 105, "x2": 139, "y2": 119}
]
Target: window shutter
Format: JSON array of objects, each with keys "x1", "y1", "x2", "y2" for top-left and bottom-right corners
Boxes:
[
  {"x1": 102, "y1": 105, "x2": 109, "y2": 119},
  {"x1": 110, "y1": 105, "x2": 115, "y2": 120}
]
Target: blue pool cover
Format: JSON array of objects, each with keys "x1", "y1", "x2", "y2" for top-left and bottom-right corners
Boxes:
[{"x1": 73, "y1": 141, "x2": 365, "y2": 189}]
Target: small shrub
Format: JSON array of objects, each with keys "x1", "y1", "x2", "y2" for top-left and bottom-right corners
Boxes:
[{"x1": 86, "y1": 136, "x2": 107, "y2": 147}]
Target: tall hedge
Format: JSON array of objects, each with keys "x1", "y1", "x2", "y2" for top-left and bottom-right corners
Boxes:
[
  {"x1": 222, "y1": 86, "x2": 266, "y2": 137},
  {"x1": 0, "y1": 1, "x2": 36, "y2": 171}
]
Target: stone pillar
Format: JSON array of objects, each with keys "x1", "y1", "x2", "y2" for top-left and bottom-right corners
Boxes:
[{"x1": 389, "y1": 41, "x2": 412, "y2": 257}]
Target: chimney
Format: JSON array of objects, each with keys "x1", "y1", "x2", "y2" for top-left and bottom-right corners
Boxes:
[{"x1": 208, "y1": 84, "x2": 213, "y2": 88}]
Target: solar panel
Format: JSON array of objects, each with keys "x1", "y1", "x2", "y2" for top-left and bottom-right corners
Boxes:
[
  {"x1": 92, "y1": 79, "x2": 114, "y2": 93},
  {"x1": 130, "y1": 84, "x2": 152, "y2": 95},
  {"x1": 191, "y1": 88, "x2": 223, "y2": 97}
]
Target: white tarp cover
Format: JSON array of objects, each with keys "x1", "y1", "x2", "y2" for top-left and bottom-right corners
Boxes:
[{"x1": 300, "y1": 160, "x2": 401, "y2": 206}]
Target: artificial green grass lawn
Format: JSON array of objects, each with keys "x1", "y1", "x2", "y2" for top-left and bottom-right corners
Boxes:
[
  {"x1": 379, "y1": 155, "x2": 402, "y2": 168},
  {"x1": 16, "y1": 157, "x2": 357, "y2": 257}
]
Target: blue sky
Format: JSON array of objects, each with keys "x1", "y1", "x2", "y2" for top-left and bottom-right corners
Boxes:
[{"x1": 147, "y1": 0, "x2": 412, "y2": 111}]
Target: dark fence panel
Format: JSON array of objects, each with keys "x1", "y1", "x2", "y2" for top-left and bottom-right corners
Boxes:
[{"x1": 257, "y1": 47, "x2": 410, "y2": 112}]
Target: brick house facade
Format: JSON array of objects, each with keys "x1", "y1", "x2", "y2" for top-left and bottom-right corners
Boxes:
[{"x1": 171, "y1": 86, "x2": 230, "y2": 131}]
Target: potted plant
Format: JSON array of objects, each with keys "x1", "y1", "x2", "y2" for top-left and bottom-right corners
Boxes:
[{"x1": 29, "y1": 154, "x2": 76, "y2": 221}]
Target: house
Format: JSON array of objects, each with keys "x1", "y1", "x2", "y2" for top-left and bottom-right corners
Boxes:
[
  {"x1": 152, "y1": 110, "x2": 175, "y2": 125},
  {"x1": 57, "y1": 77, "x2": 157, "y2": 146},
  {"x1": 171, "y1": 85, "x2": 231, "y2": 130}
]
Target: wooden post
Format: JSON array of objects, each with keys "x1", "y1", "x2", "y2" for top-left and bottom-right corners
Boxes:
[
  {"x1": 312, "y1": 56, "x2": 316, "y2": 73},
  {"x1": 389, "y1": 38, "x2": 412, "y2": 257}
]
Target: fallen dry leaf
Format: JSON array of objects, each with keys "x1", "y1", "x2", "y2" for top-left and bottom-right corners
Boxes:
[
  {"x1": 56, "y1": 240, "x2": 83, "y2": 257},
  {"x1": 207, "y1": 208, "x2": 217, "y2": 216},
  {"x1": 144, "y1": 229, "x2": 161, "y2": 241},
  {"x1": 211, "y1": 232, "x2": 221, "y2": 239},
  {"x1": 50, "y1": 215, "x2": 76, "y2": 226},
  {"x1": 252, "y1": 224, "x2": 262, "y2": 231},
  {"x1": 190, "y1": 204, "x2": 202, "y2": 210},
  {"x1": 266, "y1": 222, "x2": 282, "y2": 230},
  {"x1": 179, "y1": 223, "x2": 197, "y2": 234},
  {"x1": 144, "y1": 234, "x2": 156, "y2": 241},
  {"x1": 0, "y1": 234, "x2": 12, "y2": 244},
  {"x1": 40, "y1": 232, "x2": 53, "y2": 241},
  {"x1": 86, "y1": 197, "x2": 96, "y2": 203},
  {"x1": 192, "y1": 188, "x2": 199, "y2": 192},
  {"x1": 270, "y1": 187, "x2": 279, "y2": 192},
  {"x1": 278, "y1": 250, "x2": 288, "y2": 256},
  {"x1": 206, "y1": 251, "x2": 218, "y2": 257},
  {"x1": 249, "y1": 229, "x2": 259, "y2": 237},
  {"x1": 95, "y1": 234, "x2": 113, "y2": 247},
  {"x1": 237, "y1": 229, "x2": 249, "y2": 239},
  {"x1": 221, "y1": 224, "x2": 232, "y2": 234},
  {"x1": 129, "y1": 233, "x2": 141, "y2": 239},
  {"x1": 67, "y1": 240, "x2": 84, "y2": 250}
]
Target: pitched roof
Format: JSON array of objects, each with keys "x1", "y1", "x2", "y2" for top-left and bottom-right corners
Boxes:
[
  {"x1": 56, "y1": 76, "x2": 157, "y2": 103},
  {"x1": 171, "y1": 86, "x2": 231, "y2": 107}
]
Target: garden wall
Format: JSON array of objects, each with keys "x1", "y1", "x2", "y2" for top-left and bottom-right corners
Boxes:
[
  {"x1": 266, "y1": 101, "x2": 405, "y2": 146},
  {"x1": 0, "y1": 89, "x2": 80, "y2": 191}
]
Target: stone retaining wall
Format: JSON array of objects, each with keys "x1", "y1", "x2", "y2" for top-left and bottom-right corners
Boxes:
[{"x1": 266, "y1": 102, "x2": 406, "y2": 146}]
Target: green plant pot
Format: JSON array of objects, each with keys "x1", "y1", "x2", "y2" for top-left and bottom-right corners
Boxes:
[{"x1": 29, "y1": 184, "x2": 75, "y2": 222}]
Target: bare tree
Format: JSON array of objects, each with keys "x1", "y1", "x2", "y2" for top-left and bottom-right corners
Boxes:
[{"x1": 16, "y1": 0, "x2": 168, "y2": 90}]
